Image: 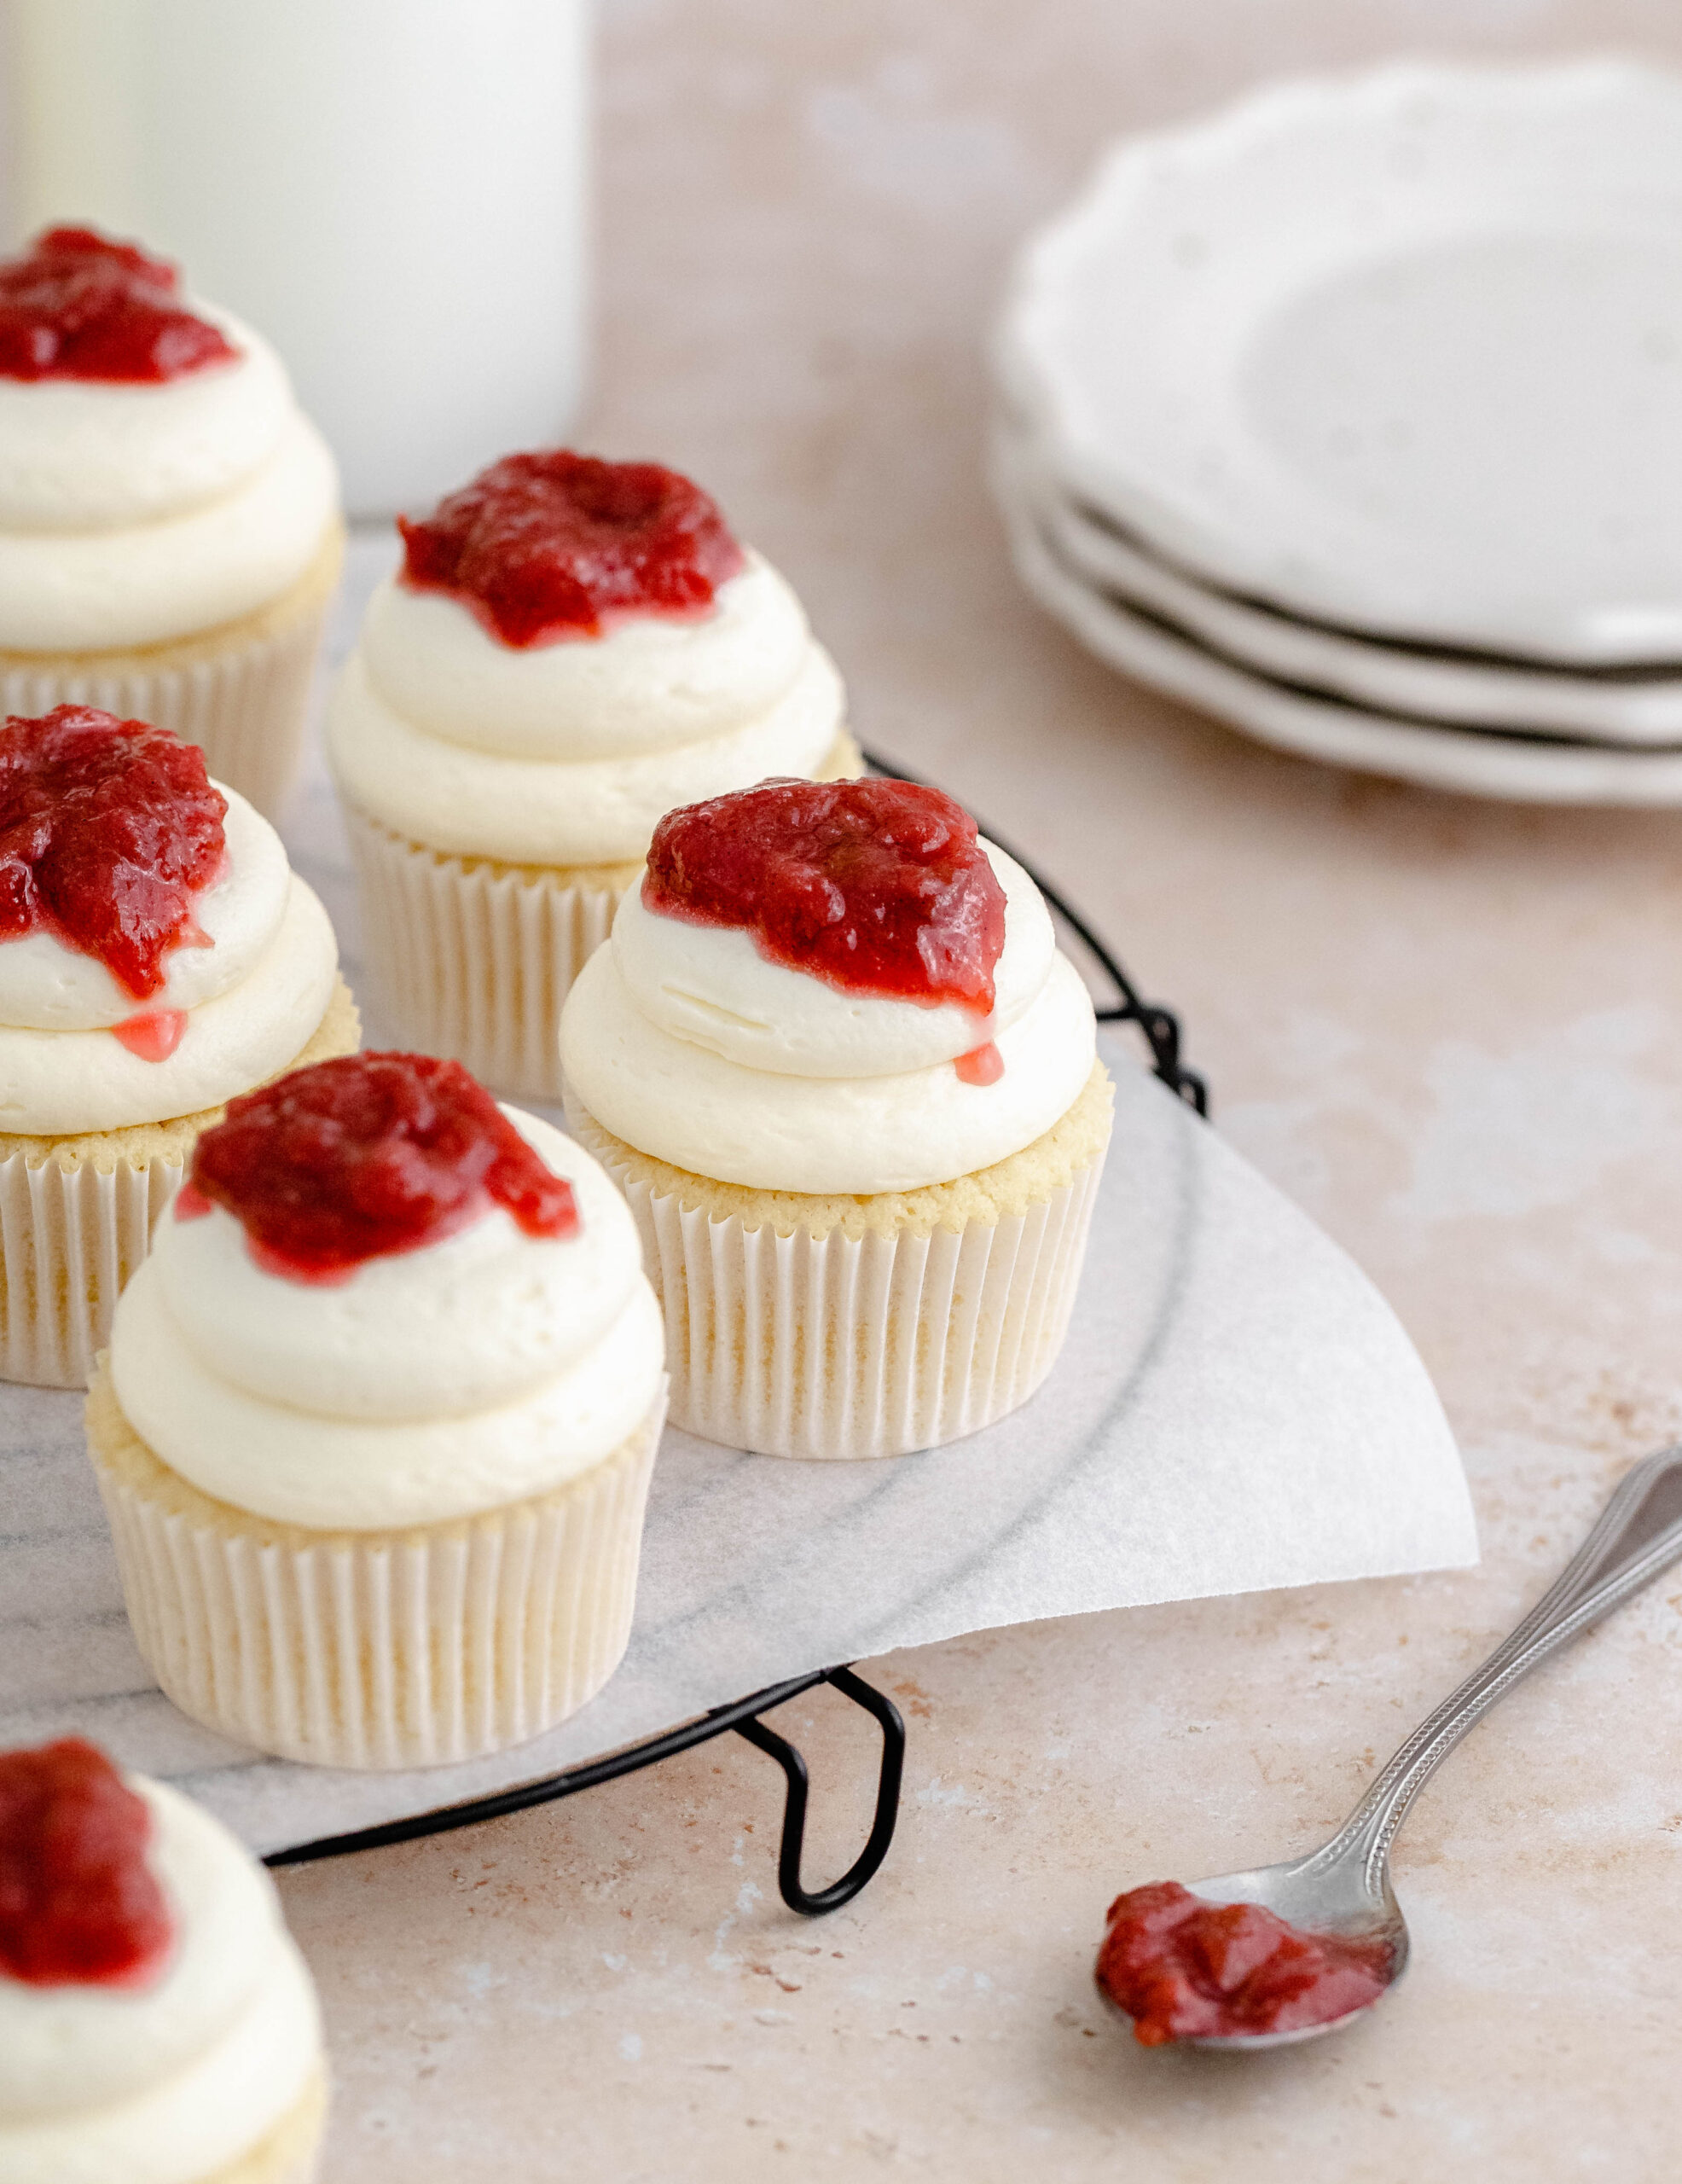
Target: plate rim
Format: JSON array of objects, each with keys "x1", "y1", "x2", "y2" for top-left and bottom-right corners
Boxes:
[
  {"x1": 995, "y1": 424, "x2": 1682, "y2": 745},
  {"x1": 994, "y1": 465, "x2": 1682, "y2": 805},
  {"x1": 1000, "y1": 53, "x2": 1682, "y2": 663}
]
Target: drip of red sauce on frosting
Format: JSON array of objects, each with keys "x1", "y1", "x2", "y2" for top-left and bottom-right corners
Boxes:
[
  {"x1": 1096, "y1": 1882, "x2": 1393, "y2": 2045},
  {"x1": 112, "y1": 1009, "x2": 188, "y2": 1063},
  {"x1": 954, "y1": 1042, "x2": 1003, "y2": 1086},
  {"x1": 0, "y1": 227, "x2": 237, "y2": 383},
  {"x1": 0, "y1": 706, "x2": 227, "y2": 1002},
  {"x1": 0, "y1": 1738, "x2": 173, "y2": 1989},
  {"x1": 397, "y1": 450, "x2": 747, "y2": 648},
  {"x1": 187, "y1": 1051, "x2": 580, "y2": 1284},
  {"x1": 643, "y1": 777, "x2": 1009, "y2": 1015}
]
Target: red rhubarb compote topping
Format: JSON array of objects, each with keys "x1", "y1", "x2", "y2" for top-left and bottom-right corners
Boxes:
[
  {"x1": 643, "y1": 777, "x2": 1009, "y2": 1014},
  {"x1": 397, "y1": 450, "x2": 747, "y2": 647},
  {"x1": 1096, "y1": 1882, "x2": 1392, "y2": 2045},
  {"x1": 0, "y1": 227, "x2": 237, "y2": 383},
  {"x1": 0, "y1": 706, "x2": 226, "y2": 1001},
  {"x1": 0, "y1": 1739, "x2": 172, "y2": 1989},
  {"x1": 183, "y1": 1051, "x2": 579, "y2": 1284}
]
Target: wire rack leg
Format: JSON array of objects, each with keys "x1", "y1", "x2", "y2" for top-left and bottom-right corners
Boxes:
[{"x1": 733, "y1": 1665, "x2": 906, "y2": 1915}]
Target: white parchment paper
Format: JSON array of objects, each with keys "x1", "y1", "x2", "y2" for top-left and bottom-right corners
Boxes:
[{"x1": 0, "y1": 538, "x2": 1477, "y2": 1852}]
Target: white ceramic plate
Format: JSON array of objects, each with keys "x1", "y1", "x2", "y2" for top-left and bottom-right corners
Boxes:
[
  {"x1": 1000, "y1": 59, "x2": 1682, "y2": 664},
  {"x1": 995, "y1": 422, "x2": 1682, "y2": 746},
  {"x1": 994, "y1": 460, "x2": 1682, "y2": 805}
]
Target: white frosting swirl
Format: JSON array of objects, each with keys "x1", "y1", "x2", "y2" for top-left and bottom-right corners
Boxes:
[
  {"x1": 361, "y1": 552, "x2": 812, "y2": 758},
  {"x1": 109, "y1": 1110, "x2": 666, "y2": 1529},
  {"x1": 0, "y1": 311, "x2": 290, "y2": 529},
  {"x1": 0, "y1": 874, "x2": 339, "y2": 1135},
  {"x1": 327, "y1": 549, "x2": 849, "y2": 864},
  {"x1": 0, "y1": 1777, "x2": 322, "y2": 2184},
  {"x1": 559, "y1": 844, "x2": 1098, "y2": 1194},
  {"x1": 0, "y1": 788, "x2": 287, "y2": 1030},
  {"x1": 0, "y1": 306, "x2": 339, "y2": 652},
  {"x1": 615, "y1": 842, "x2": 1054, "y2": 1077}
]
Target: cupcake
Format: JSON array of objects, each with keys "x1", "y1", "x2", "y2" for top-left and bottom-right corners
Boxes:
[
  {"x1": 0, "y1": 705, "x2": 358, "y2": 1388},
  {"x1": 0, "y1": 1736, "x2": 327, "y2": 2184},
  {"x1": 88, "y1": 1050, "x2": 668, "y2": 1769},
  {"x1": 0, "y1": 226, "x2": 343, "y2": 817},
  {"x1": 328, "y1": 449, "x2": 861, "y2": 1102},
  {"x1": 560, "y1": 776, "x2": 1113, "y2": 1459}
]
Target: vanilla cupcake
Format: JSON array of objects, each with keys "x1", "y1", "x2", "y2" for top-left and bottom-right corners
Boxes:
[
  {"x1": 0, "y1": 226, "x2": 343, "y2": 817},
  {"x1": 0, "y1": 1736, "x2": 327, "y2": 2184},
  {"x1": 328, "y1": 449, "x2": 861, "y2": 1101},
  {"x1": 560, "y1": 776, "x2": 1113, "y2": 1459},
  {"x1": 89, "y1": 1050, "x2": 667, "y2": 1769},
  {"x1": 0, "y1": 705, "x2": 358, "y2": 1387}
]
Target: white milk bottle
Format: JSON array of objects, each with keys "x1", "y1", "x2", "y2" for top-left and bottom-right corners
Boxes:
[{"x1": 3, "y1": 0, "x2": 591, "y2": 514}]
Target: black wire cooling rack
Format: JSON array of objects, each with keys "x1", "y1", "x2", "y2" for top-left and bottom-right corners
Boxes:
[{"x1": 266, "y1": 745, "x2": 1204, "y2": 1913}]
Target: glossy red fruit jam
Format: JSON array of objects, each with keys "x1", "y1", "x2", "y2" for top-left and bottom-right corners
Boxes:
[
  {"x1": 644, "y1": 776, "x2": 1008, "y2": 1014},
  {"x1": 0, "y1": 227, "x2": 237, "y2": 383},
  {"x1": 0, "y1": 1739, "x2": 173, "y2": 1989},
  {"x1": 186, "y1": 1051, "x2": 580, "y2": 1283},
  {"x1": 397, "y1": 450, "x2": 747, "y2": 647},
  {"x1": 1096, "y1": 1881, "x2": 1393, "y2": 2046},
  {"x1": 0, "y1": 706, "x2": 226, "y2": 1002}
]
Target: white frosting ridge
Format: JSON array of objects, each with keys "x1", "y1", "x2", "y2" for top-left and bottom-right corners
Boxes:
[
  {"x1": 328, "y1": 640, "x2": 846, "y2": 865},
  {"x1": 0, "y1": 1781, "x2": 281, "y2": 2117},
  {"x1": 0, "y1": 787, "x2": 288, "y2": 1029},
  {"x1": 0, "y1": 875, "x2": 339, "y2": 1135},
  {"x1": 2, "y1": 1937, "x2": 320, "y2": 2184},
  {"x1": 157, "y1": 1112, "x2": 646, "y2": 1419},
  {"x1": 0, "y1": 1778, "x2": 322, "y2": 2184},
  {"x1": 615, "y1": 841, "x2": 1054, "y2": 1077},
  {"x1": 0, "y1": 310, "x2": 290, "y2": 531},
  {"x1": 561, "y1": 943, "x2": 1098, "y2": 1194},
  {"x1": 110, "y1": 1111, "x2": 666, "y2": 1529},
  {"x1": 0, "y1": 412, "x2": 339, "y2": 652},
  {"x1": 361, "y1": 551, "x2": 813, "y2": 758}
]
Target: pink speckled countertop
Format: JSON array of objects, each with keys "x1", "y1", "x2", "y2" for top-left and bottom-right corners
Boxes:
[{"x1": 279, "y1": 4, "x2": 1682, "y2": 2175}]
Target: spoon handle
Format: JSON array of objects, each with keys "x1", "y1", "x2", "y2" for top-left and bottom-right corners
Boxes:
[{"x1": 1332, "y1": 1446, "x2": 1682, "y2": 1891}]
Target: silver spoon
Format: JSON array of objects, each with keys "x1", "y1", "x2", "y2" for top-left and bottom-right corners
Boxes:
[{"x1": 1105, "y1": 1445, "x2": 1682, "y2": 2050}]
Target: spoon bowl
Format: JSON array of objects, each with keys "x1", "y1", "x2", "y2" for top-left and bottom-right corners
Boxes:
[
  {"x1": 1165, "y1": 1857, "x2": 1406, "y2": 2049},
  {"x1": 1100, "y1": 1446, "x2": 1682, "y2": 2051}
]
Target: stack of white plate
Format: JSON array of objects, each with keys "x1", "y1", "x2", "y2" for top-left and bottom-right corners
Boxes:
[{"x1": 992, "y1": 58, "x2": 1682, "y2": 804}]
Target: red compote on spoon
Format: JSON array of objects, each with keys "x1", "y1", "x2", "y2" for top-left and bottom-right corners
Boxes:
[
  {"x1": 1094, "y1": 1447, "x2": 1682, "y2": 2052},
  {"x1": 0, "y1": 1738, "x2": 173, "y2": 1989},
  {"x1": 1097, "y1": 1882, "x2": 1391, "y2": 2046},
  {"x1": 397, "y1": 449, "x2": 746, "y2": 646}
]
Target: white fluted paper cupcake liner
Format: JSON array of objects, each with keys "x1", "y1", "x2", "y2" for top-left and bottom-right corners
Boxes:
[
  {"x1": 90, "y1": 1377, "x2": 667, "y2": 1769},
  {"x1": 0, "y1": 1151, "x2": 182, "y2": 1389},
  {"x1": 345, "y1": 807, "x2": 622, "y2": 1104},
  {"x1": 0, "y1": 583, "x2": 336, "y2": 822},
  {"x1": 572, "y1": 1117, "x2": 1106, "y2": 1459}
]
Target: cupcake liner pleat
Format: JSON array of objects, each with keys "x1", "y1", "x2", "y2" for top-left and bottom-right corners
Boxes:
[
  {"x1": 573, "y1": 1118, "x2": 1107, "y2": 1458},
  {"x1": 345, "y1": 808, "x2": 620, "y2": 1104},
  {"x1": 0, "y1": 591, "x2": 334, "y2": 822},
  {"x1": 0, "y1": 1152, "x2": 181, "y2": 1389},
  {"x1": 92, "y1": 1385, "x2": 667, "y2": 1769}
]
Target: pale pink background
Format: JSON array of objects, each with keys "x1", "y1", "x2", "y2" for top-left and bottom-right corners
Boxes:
[{"x1": 280, "y1": 5, "x2": 1682, "y2": 2175}]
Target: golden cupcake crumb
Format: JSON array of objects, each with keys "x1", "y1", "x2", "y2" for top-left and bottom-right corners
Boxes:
[
  {"x1": 0, "y1": 975, "x2": 361, "y2": 1175},
  {"x1": 571, "y1": 1059, "x2": 1115, "y2": 1240}
]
